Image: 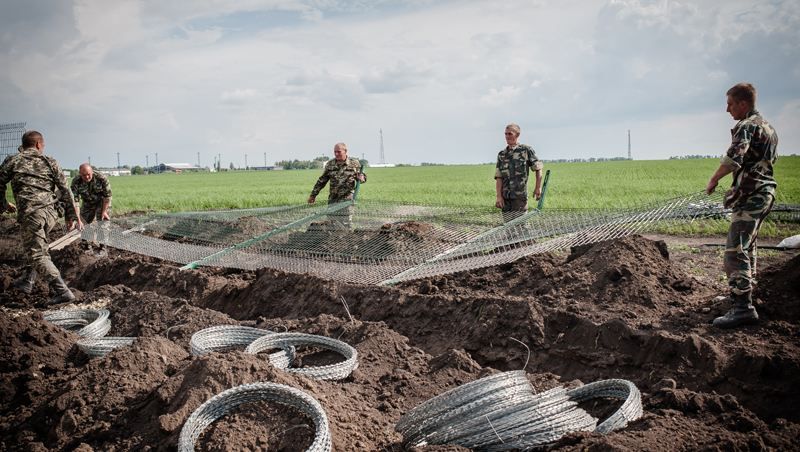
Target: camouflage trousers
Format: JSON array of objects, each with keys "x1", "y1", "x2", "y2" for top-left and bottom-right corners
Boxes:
[
  {"x1": 501, "y1": 197, "x2": 528, "y2": 223},
  {"x1": 80, "y1": 201, "x2": 107, "y2": 224},
  {"x1": 19, "y1": 207, "x2": 63, "y2": 283},
  {"x1": 724, "y1": 191, "x2": 775, "y2": 296},
  {"x1": 327, "y1": 198, "x2": 354, "y2": 230}
]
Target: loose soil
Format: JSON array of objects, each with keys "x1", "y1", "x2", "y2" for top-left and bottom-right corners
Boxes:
[{"x1": 1, "y1": 215, "x2": 799, "y2": 451}]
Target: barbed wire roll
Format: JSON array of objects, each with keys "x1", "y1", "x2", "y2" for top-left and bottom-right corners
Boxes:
[
  {"x1": 43, "y1": 309, "x2": 111, "y2": 338},
  {"x1": 76, "y1": 337, "x2": 136, "y2": 358},
  {"x1": 189, "y1": 325, "x2": 292, "y2": 365},
  {"x1": 244, "y1": 332, "x2": 358, "y2": 381},
  {"x1": 566, "y1": 379, "x2": 643, "y2": 434},
  {"x1": 177, "y1": 382, "x2": 331, "y2": 452},
  {"x1": 396, "y1": 370, "x2": 529, "y2": 439}
]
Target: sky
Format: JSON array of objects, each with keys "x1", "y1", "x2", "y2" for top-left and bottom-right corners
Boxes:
[{"x1": 0, "y1": 0, "x2": 798, "y2": 169}]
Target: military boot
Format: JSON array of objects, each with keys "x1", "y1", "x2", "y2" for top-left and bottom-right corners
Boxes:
[
  {"x1": 48, "y1": 276, "x2": 76, "y2": 305},
  {"x1": 13, "y1": 269, "x2": 38, "y2": 294},
  {"x1": 712, "y1": 292, "x2": 759, "y2": 329}
]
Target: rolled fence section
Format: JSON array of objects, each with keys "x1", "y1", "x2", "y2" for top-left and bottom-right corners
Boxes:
[
  {"x1": 566, "y1": 378, "x2": 643, "y2": 434},
  {"x1": 396, "y1": 374, "x2": 643, "y2": 450},
  {"x1": 189, "y1": 325, "x2": 292, "y2": 365},
  {"x1": 178, "y1": 382, "x2": 331, "y2": 452},
  {"x1": 44, "y1": 309, "x2": 111, "y2": 339},
  {"x1": 245, "y1": 332, "x2": 358, "y2": 381},
  {"x1": 76, "y1": 337, "x2": 136, "y2": 358}
]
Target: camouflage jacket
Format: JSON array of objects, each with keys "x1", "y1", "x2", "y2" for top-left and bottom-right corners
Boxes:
[
  {"x1": 0, "y1": 148, "x2": 75, "y2": 220},
  {"x1": 71, "y1": 170, "x2": 112, "y2": 205},
  {"x1": 721, "y1": 109, "x2": 778, "y2": 207},
  {"x1": 495, "y1": 144, "x2": 543, "y2": 199},
  {"x1": 310, "y1": 157, "x2": 365, "y2": 202}
]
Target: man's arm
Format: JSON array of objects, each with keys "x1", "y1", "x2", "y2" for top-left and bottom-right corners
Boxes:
[
  {"x1": 308, "y1": 166, "x2": 331, "y2": 204},
  {"x1": 528, "y1": 147, "x2": 544, "y2": 200},
  {"x1": 706, "y1": 164, "x2": 735, "y2": 195},
  {"x1": 52, "y1": 160, "x2": 83, "y2": 231},
  {"x1": 0, "y1": 157, "x2": 12, "y2": 213},
  {"x1": 99, "y1": 175, "x2": 112, "y2": 220},
  {"x1": 495, "y1": 177, "x2": 504, "y2": 209}
]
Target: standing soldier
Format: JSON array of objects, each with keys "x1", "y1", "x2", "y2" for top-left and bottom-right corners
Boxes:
[
  {"x1": 706, "y1": 82, "x2": 778, "y2": 329},
  {"x1": 495, "y1": 123, "x2": 543, "y2": 221},
  {"x1": 71, "y1": 163, "x2": 112, "y2": 224},
  {"x1": 0, "y1": 130, "x2": 83, "y2": 304},
  {"x1": 307, "y1": 142, "x2": 366, "y2": 228}
]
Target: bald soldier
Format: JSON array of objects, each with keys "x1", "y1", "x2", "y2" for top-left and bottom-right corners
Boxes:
[
  {"x1": 71, "y1": 163, "x2": 112, "y2": 224},
  {"x1": 0, "y1": 130, "x2": 83, "y2": 304},
  {"x1": 495, "y1": 123, "x2": 543, "y2": 221}
]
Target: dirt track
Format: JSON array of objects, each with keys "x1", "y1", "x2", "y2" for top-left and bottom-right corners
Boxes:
[{"x1": 1, "y1": 215, "x2": 799, "y2": 451}]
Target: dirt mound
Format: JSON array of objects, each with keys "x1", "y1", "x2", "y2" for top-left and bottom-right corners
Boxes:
[{"x1": 757, "y1": 253, "x2": 800, "y2": 322}]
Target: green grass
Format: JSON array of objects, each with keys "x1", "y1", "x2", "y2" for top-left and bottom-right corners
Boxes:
[{"x1": 4, "y1": 156, "x2": 800, "y2": 236}]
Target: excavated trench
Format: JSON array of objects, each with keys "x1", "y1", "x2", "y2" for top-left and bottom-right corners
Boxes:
[{"x1": 1, "y1": 215, "x2": 799, "y2": 450}]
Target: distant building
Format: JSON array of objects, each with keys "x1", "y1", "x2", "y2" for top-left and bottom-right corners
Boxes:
[
  {"x1": 249, "y1": 166, "x2": 283, "y2": 171},
  {"x1": 369, "y1": 163, "x2": 396, "y2": 168},
  {"x1": 163, "y1": 163, "x2": 203, "y2": 173},
  {"x1": 97, "y1": 168, "x2": 131, "y2": 176}
]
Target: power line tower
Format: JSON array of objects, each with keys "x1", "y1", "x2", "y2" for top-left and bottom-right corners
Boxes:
[
  {"x1": 627, "y1": 129, "x2": 632, "y2": 160},
  {"x1": 0, "y1": 122, "x2": 26, "y2": 163},
  {"x1": 379, "y1": 128, "x2": 386, "y2": 165}
]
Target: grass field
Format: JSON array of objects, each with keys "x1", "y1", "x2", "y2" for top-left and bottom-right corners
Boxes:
[{"x1": 4, "y1": 156, "x2": 800, "y2": 236}]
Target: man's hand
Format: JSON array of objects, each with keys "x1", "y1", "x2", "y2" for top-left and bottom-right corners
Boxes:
[
  {"x1": 5, "y1": 202, "x2": 16, "y2": 213},
  {"x1": 495, "y1": 196, "x2": 504, "y2": 209},
  {"x1": 101, "y1": 211, "x2": 110, "y2": 221},
  {"x1": 67, "y1": 218, "x2": 85, "y2": 232},
  {"x1": 307, "y1": 195, "x2": 316, "y2": 204},
  {"x1": 533, "y1": 187, "x2": 542, "y2": 200},
  {"x1": 705, "y1": 178, "x2": 718, "y2": 195},
  {"x1": 357, "y1": 173, "x2": 366, "y2": 183}
]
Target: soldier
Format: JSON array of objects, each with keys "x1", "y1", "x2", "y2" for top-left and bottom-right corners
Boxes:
[
  {"x1": 71, "y1": 163, "x2": 112, "y2": 224},
  {"x1": 307, "y1": 143, "x2": 366, "y2": 229},
  {"x1": 706, "y1": 82, "x2": 778, "y2": 329},
  {"x1": 494, "y1": 123, "x2": 543, "y2": 221},
  {"x1": 0, "y1": 130, "x2": 83, "y2": 304}
]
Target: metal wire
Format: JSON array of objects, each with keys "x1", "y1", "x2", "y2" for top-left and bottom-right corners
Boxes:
[
  {"x1": 94, "y1": 191, "x2": 737, "y2": 285},
  {"x1": 396, "y1": 374, "x2": 643, "y2": 449},
  {"x1": 43, "y1": 309, "x2": 111, "y2": 339},
  {"x1": 76, "y1": 337, "x2": 136, "y2": 358},
  {"x1": 189, "y1": 325, "x2": 293, "y2": 365},
  {"x1": 245, "y1": 332, "x2": 358, "y2": 381},
  {"x1": 566, "y1": 379, "x2": 643, "y2": 434},
  {"x1": 178, "y1": 382, "x2": 331, "y2": 452}
]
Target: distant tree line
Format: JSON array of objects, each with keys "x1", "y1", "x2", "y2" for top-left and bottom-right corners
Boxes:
[
  {"x1": 541, "y1": 156, "x2": 631, "y2": 163},
  {"x1": 276, "y1": 156, "x2": 370, "y2": 170}
]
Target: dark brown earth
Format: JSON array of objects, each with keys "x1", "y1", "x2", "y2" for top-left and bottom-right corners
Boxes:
[{"x1": 1, "y1": 215, "x2": 799, "y2": 451}]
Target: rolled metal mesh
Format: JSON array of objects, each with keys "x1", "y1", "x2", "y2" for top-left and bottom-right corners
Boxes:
[
  {"x1": 93, "y1": 191, "x2": 737, "y2": 285},
  {"x1": 189, "y1": 325, "x2": 292, "y2": 365},
  {"x1": 245, "y1": 332, "x2": 358, "y2": 381},
  {"x1": 396, "y1": 374, "x2": 643, "y2": 449},
  {"x1": 177, "y1": 382, "x2": 331, "y2": 452},
  {"x1": 76, "y1": 337, "x2": 136, "y2": 358},
  {"x1": 44, "y1": 309, "x2": 111, "y2": 339}
]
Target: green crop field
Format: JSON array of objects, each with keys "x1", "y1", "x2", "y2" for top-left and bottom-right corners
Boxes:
[{"x1": 4, "y1": 156, "x2": 800, "y2": 236}]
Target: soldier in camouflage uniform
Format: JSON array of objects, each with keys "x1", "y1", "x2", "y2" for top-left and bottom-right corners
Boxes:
[
  {"x1": 706, "y1": 83, "x2": 778, "y2": 329},
  {"x1": 0, "y1": 131, "x2": 83, "y2": 304},
  {"x1": 308, "y1": 143, "x2": 366, "y2": 228},
  {"x1": 71, "y1": 163, "x2": 112, "y2": 224},
  {"x1": 495, "y1": 124, "x2": 543, "y2": 221}
]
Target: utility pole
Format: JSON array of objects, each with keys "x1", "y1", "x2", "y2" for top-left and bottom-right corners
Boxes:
[
  {"x1": 116, "y1": 152, "x2": 120, "y2": 169},
  {"x1": 245, "y1": 153, "x2": 248, "y2": 170},
  {"x1": 264, "y1": 152, "x2": 267, "y2": 167},
  {"x1": 155, "y1": 152, "x2": 159, "y2": 173},
  {"x1": 379, "y1": 128, "x2": 386, "y2": 165},
  {"x1": 197, "y1": 152, "x2": 200, "y2": 168},
  {"x1": 88, "y1": 156, "x2": 91, "y2": 165},
  {"x1": 627, "y1": 130, "x2": 632, "y2": 160},
  {"x1": 146, "y1": 155, "x2": 149, "y2": 171}
]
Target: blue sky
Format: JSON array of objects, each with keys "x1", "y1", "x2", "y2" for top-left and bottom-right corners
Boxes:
[{"x1": 1, "y1": 0, "x2": 798, "y2": 169}]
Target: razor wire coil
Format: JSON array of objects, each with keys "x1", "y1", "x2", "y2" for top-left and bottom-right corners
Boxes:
[
  {"x1": 43, "y1": 309, "x2": 134, "y2": 357},
  {"x1": 396, "y1": 373, "x2": 643, "y2": 450},
  {"x1": 177, "y1": 382, "x2": 331, "y2": 452},
  {"x1": 245, "y1": 332, "x2": 358, "y2": 381},
  {"x1": 189, "y1": 325, "x2": 294, "y2": 365}
]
